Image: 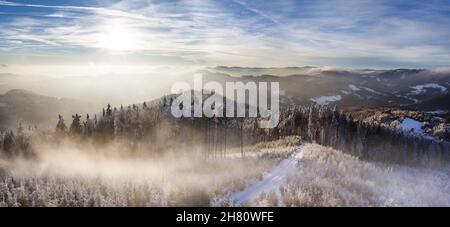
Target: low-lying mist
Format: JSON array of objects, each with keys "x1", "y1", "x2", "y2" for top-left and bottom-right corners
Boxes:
[
  {"x1": 0, "y1": 137, "x2": 294, "y2": 207},
  {"x1": 1, "y1": 137, "x2": 449, "y2": 207}
]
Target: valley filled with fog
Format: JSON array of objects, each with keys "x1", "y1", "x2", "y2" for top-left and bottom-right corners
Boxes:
[
  {"x1": 0, "y1": 86, "x2": 449, "y2": 206},
  {"x1": 1, "y1": 139, "x2": 449, "y2": 207},
  {"x1": 1, "y1": 0, "x2": 450, "y2": 208}
]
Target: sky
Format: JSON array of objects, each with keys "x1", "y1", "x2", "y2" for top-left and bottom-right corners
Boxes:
[{"x1": 1, "y1": 0, "x2": 450, "y2": 76}]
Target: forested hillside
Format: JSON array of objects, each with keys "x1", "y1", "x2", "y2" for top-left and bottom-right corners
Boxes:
[{"x1": 1, "y1": 93, "x2": 448, "y2": 166}]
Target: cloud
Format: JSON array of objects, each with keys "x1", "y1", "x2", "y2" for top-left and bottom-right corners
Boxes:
[
  {"x1": 230, "y1": 0, "x2": 280, "y2": 25},
  {"x1": 0, "y1": 0, "x2": 449, "y2": 68},
  {"x1": 45, "y1": 13, "x2": 66, "y2": 18},
  {"x1": 0, "y1": 0, "x2": 157, "y2": 22}
]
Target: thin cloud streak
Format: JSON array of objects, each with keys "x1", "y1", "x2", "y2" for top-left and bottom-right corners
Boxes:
[
  {"x1": 0, "y1": 0, "x2": 158, "y2": 22},
  {"x1": 0, "y1": 0, "x2": 449, "y2": 68}
]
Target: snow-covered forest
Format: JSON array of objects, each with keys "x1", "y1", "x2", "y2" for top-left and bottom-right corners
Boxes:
[
  {"x1": 2, "y1": 95, "x2": 448, "y2": 165},
  {"x1": 0, "y1": 95, "x2": 449, "y2": 207}
]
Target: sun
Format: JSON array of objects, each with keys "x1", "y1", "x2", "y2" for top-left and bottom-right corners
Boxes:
[{"x1": 96, "y1": 21, "x2": 141, "y2": 52}]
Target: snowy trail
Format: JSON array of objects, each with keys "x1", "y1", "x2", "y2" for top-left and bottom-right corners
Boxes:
[{"x1": 231, "y1": 144, "x2": 306, "y2": 206}]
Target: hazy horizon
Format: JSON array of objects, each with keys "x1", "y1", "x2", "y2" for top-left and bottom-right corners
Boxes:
[
  {"x1": 1, "y1": 0, "x2": 450, "y2": 104},
  {"x1": 1, "y1": 0, "x2": 450, "y2": 73}
]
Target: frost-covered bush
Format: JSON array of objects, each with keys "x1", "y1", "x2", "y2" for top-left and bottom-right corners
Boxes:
[
  {"x1": 0, "y1": 140, "x2": 285, "y2": 207},
  {"x1": 246, "y1": 144, "x2": 450, "y2": 207}
]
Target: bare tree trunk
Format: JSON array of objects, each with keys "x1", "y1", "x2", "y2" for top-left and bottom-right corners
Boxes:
[
  {"x1": 214, "y1": 120, "x2": 217, "y2": 159},
  {"x1": 223, "y1": 124, "x2": 227, "y2": 158},
  {"x1": 240, "y1": 119, "x2": 244, "y2": 158},
  {"x1": 206, "y1": 120, "x2": 210, "y2": 159}
]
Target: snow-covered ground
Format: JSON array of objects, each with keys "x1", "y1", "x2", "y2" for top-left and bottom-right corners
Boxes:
[
  {"x1": 362, "y1": 87, "x2": 386, "y2": 96},
  {"x1": 310, "y1": 95, "x2": 341, "y2": 105},
  {"x1": 398, "y1": 117, "x2": 439, "y2": 141},
  {"x1": 427, "y1": 110, "x2": 449, "y2": 115},
  {"x1": 401, "y1": 118, "x2": 425, "y2": 135},
  {"x1": 341, "y1": 90, "x2": 352, "y2": 95},
  {"x1": 285, "y1": 144, "x2": 450, "y2": 206},
  {"x1": 349, "y1": 84, "x2": 361, "y2": 91},
  {"x1": 231, "y1": 145, "x2": 305, "y2": 205},
  {"x1": 232, "y1": 143, "x2": 450, "y2": 207},
  {"x1": 409, "y1": 83, "x2": 447, "y2": 95}
]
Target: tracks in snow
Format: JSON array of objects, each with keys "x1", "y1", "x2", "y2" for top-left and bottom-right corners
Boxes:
[{"x1": 231, "y1": 144, "x2": 307, "y2": 206}]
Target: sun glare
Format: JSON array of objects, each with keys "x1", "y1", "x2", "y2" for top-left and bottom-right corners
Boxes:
[{"x1": 97, "y1": 21, "x2": 141, "y2": 52}]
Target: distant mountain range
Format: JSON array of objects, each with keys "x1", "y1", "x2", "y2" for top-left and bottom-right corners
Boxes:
[
  {"x1": 0, "y1": 89, "x2": 94, "y2": 130},
  {"x1": 1, "y1": 66, "x2": 449, "y2": 129},
  {"x1": 195, "y1": 66, "x2": 450, "y2": 111}
]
